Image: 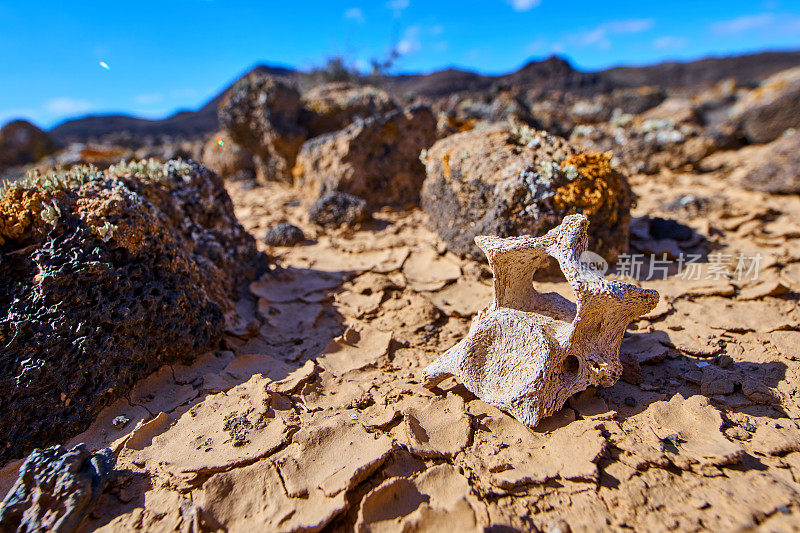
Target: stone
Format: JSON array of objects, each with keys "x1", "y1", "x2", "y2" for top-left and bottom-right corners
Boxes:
[
  {"x1": 218, "y1": 72, "x2": 305, "y2": 182},
  {"x1": 734, "y1": 130, "x2": 800, "y2": 194},
  {"x1": 570, "y1": 86, "x2": 666, "y2": 124},
  {"x1": 0, "y1": 444, "x2": 113, "y2": 533},
  {"x1": 0, "y1": 120, "x2": 59, "y2": 170},
  {"x1": 294, "y1": 105, "x2": 436, "y2": 208},
  {"x1": 263, "y1": 222, "x2": 305, "y2": 246},
  {"x1": 308, "y1": 191, "x2": 369, "y2": 228},
  {"x1": 0, "y1": 160, "x2": 263, "y2": 462},
  {"x1": 571, "y1": 119, "x2": 720, "y2": 176},
  {"x1": 730, "y1": 66, "x2": 800, "y2": 143},
  {"x1": 423, "y1": 214, "x2": 658, "y2": 427},
  {"x1": 421, "y1": 123, "x2": 633, "y2": 262},
  {"x1": 200, "y1": 130, "x2": 256, "y2": 181},
  {"x1": 300, "y1": 82, "x2": 398, "y2": 137}
]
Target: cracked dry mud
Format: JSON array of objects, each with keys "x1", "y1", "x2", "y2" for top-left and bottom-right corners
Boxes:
[{"x1": 2, "y1": 161, "x2": 800, "y2": 532}]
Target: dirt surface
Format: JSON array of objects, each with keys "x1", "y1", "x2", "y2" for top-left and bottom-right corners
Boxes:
[{"x1": 1, "y1": 158, "x2": 799, "y2": 531}]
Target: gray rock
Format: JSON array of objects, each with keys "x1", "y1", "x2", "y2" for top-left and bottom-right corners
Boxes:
[
  {"x1": 730, "y1": 67, "x2": 800, "y2": 143},
  {"x1": 0, "y1": 444, "x2": 113, "y2": 533},
  {"x1": 308, "y1": 192, "x2": 368, "y2": 228},
  {"x1": 421, "y1": 123, "x2": 633, "y2": 263},
  {"x1": 218, "y1": 73, "x2": 306, "y2": 182},
  {"x1": 263, "y1": 223, "x2": 305, "y2": 246},
  {"x1": 294, "y1": 105, "x2": 436, "y2": 208}
]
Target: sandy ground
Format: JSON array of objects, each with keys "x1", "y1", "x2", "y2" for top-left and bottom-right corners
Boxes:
[{"x1": 2, "y1": 157, "x2": 800, "y2": 532}]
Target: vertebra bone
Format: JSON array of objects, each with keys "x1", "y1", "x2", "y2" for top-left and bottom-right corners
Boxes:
[{"x1": 423, "y1": 214, "x2": 659, "y2": 427}]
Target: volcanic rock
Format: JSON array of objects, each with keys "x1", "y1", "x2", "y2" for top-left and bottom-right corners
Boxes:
[
  {"x1": 293, "y1": 105, "x2": 436, "y2": 208},
  {"x1": 201, "y1": 130, "x2": 256, "y2": 181},
  {"x1": 308, "y1": 191, "x2": 369, "y2": 228},
  {"x1": 0, "y1": 120, "x2": 59, "y2": 170},
  {"x1": 0, "y1": 159, "x2": 263, "y2": 462},
  {"x1": 0, "y1": 444, "x2": 112, "y2": 533},
  {"x1": 300, "y1": 82, "x2": 398, "y2": 137},
  {"x1": 571, "y1": 118, "x2": 721, "y2": 175},
  {"x1": 263, "y1": 222, "x2": 305, "y2": 246},
  {"x1": 730, "y1": 66, "x2": 800, "y2": 143},
  {"x1": 421, "y1": 123, "x2": 632, "y2": 262},
  {"x1": 735, "y1": 130, "x2": 800, "y2": 194},
  {"x1": 218, "y1": 73, "x2": 306, "y2": 182}
]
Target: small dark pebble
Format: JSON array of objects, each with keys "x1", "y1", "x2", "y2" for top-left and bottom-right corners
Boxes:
[
  {"x1": 624, "y1": 396, "x2": 637, "y2": 407},
  {"x1": 741, "y1": 419, "x2": 757, "y2": 433},
  {"x1": 309, "y1": 192, "x2": 369, "y2": 228},
  {"x1": 778, "y1": 505, "x2": 791, "y2": 515},
  {"x1": 263, "y1": 223, "x2": 305, "y2": 247}
]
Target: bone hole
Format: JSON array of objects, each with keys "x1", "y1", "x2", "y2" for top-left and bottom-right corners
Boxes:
[{"x1": 563, "y1": 354, "x2": 580, "y2": 377}]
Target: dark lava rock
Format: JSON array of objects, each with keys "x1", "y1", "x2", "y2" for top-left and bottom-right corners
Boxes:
[
  {"x1": 263, "y1": 222, "x2": 305, "y2": 246},
  {"x1": 421, "y1": 123, "x2": 632, "y2": 262},
  {"x1": 570, "y1": 86, "x2": 667, "y2": 124},
  {"x1": 0, "y1": 444, "x2": 112, "y2": 533},
  {"x1": 435, "y1": 90, "x2": 535, "y2": 137},
  {"x1": 737, "y1": 131, "x2": 800, "y2": 194},
  {"x1": 570, "y1": 117, "x2": 721, "y2": 176},
  {"x1": 300, "y1": 82, "x2": 398, "y2": 138},
  {"x1": 730, "y1": 67, "x2": 800, "y2": 143},
  {"x1": 308, "y1": 192, "x2": 369, "y2": 228},
  {"x1": 294, "y1": 105, "x2": 437, "y2": 208},
  {"x1": 0, "y1": 120, "x2": 60, "y2": 170},
  {"x1": 0, "y1": 159, "x2": 263, "y2": 463},
  {"x1": 218, "y1": 73, "x2": 306, "y2": 183},
  {"x1": 201, "y1": 130, "x2": 256, "y2": 181}
]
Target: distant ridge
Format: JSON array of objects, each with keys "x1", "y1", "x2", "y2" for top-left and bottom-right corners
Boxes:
[{"x1": 48, "y1": 49, "x2": 800, "y2": 143}]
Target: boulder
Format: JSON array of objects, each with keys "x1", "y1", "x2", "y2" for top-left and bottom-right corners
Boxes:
[
  {"x1": 201, "y1": 130, "x2": 256, "y2": 181},
  {"x1": 730, "y1": 67, "x2": 800, "y2": 143},
  {"x1": 218, "y1": 73, "x2": 305, "y2": 182},
  {"x1": 436, "y1": 90, "x2": 534, "y2": 137},
  {"x1": 570, "y1": 118, "x2": 721, "y2": 175},
  {"x1": 293, "y1": 105, "x2": 436, "y2": 208},
  {"x1": 300, "y1": 82, "x2": 398, "y2": 137},
  {"x1": 0, "y1": 160, "x2": 263, "y2": 462},
  {"x1": 0, "y1": 120, "x2": 59, "y2": 170},
  {"x1": 734, "y1": 130, "x2": 800, "y2": 194},
  {"x1": 420, "y1": 124, "x2": 632, "y2": 262},
  {"x1": 570, "y1": 86, "x2": 666, "y2": 125}
]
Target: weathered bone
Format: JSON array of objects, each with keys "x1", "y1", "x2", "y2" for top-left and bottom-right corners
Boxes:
[{"x1": 423, "y1": 214, "x2": 659, "y2": 427}]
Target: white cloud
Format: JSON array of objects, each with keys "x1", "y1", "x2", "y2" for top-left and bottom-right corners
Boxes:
[
  {"x1": 569, "y1": 18, "x2": 654, "y2": 49},
  {"x1": 344, "y1": 7, "x2": 365, "y2": 23},
  {"x1": 509, "y1": 0, "x2": 541, "y2": 11},
  {"x1": 43, "y1": 97, "x2": 92, "y2": 115},
  {"x1": 712, "y1": 13, "x2": 773, "y2": 34},
  {"x1": 605, "y1": 18, "x2": 654, "y2": 33},
  {"x1": 397, "y1": 26, "x2": 421, "y2": 55},
  {"x1": 387, "y1": 0, "x2": 409, "y2": 12},
  {"x1": 653, "y1": 36, "x2": 688, "y2": 50},
  {"x1": 134, "y1": 92, "x2": 164, "y2": 105}
]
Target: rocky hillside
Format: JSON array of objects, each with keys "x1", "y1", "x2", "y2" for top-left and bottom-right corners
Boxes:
[{"x1": 46, "y1": 50, "x2": 800, "y2": 143}]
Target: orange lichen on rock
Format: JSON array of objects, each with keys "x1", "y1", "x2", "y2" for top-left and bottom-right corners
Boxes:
[
  {"x1": 0, "y1": 187, "x2": 65, "y2": 246},
  {"x1": 554, "y1": 151, "x2": 630, "y2": 227}
]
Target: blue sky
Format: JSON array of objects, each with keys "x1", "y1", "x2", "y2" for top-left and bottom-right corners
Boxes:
[{"x1": 1, "y1": 0, "x2": 799, "y2": 129}]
